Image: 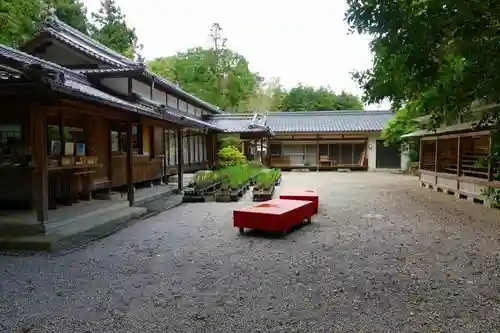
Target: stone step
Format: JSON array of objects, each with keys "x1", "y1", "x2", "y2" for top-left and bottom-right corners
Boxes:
[{"x1": 0, "y1": 206, "x2": 147, "y2": 251}]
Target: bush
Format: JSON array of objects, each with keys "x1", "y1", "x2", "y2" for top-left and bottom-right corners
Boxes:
[
  {"x1": 248, "y1": 160, "x2": 264, "y2": 168},
  {"x1": 218, "y1": 146, "x2": 246, "y2": 168}
]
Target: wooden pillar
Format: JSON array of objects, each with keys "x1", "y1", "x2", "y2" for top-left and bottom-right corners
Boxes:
[
  {"x1": 107, "y1": 121, "x2": 113, "y2": 182},
  {"x1": 488, "y1": 134, "x2": 493, "y2": 182},
  {"x1": 31, "y1": 105, "x2": 48, "y2": 223},
  {"x1": 316, "y1": 135, "x2": 319, "y2": 171},
  {"x1": 260, "y1": 139, "x2": 264, "y2": 163},
  {"x1": 126, "y1": 121, "x2": 134, "y2": 206},
  {"x1": 163, "y1": 127, "x2": 168, "y2": 182},
  {"x1": 58, "y1": 112, "x2": 65, "y2": 165},
  {"x1": 177, "y1": 128, "x2": 184, "y2": 190},
  {"x1": 186, "y1": 130, "x2": 191, "y2": 168},
  {"x1": 456, "y1": 136, "x2": 461, "y2": 177},
  {"x1": 419, "y1": 138, "x2": 423, "y2": 171},
  {"x1": 434, "y1": 138, "x2": 439, "y2": 184}
]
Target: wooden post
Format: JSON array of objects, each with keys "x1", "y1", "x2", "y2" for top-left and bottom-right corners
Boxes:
[
  {"x1": 419, "y1": 138, "x2": 423, "y2": 171},
  {"x1": 58, "y1": 112, "x2": 65, "y2": 165},
  {"x1": 163, "y1": 127, "x2": 168, "y2": 183},
  {"x1": 260, "y1": 139, "x2": 264, "y2": 163},
  {"x1": 31, "y1": 105, "x2": 48, "y2": 223},
  {"x1": 488, "y1": 133, "x2": 493, "y2": 182},
  {"x1": 177, "y1": 128, "x2": 184, "y2": 190},
  {"x1": 107, "y1": 121, "x2": 113, "y2": 182},
  {"x1": 126, "y1": 121, "x2": 135, "y2": 206},
  {"x1": 316, "y1": 135, "x2": 319, "y2": 171},
  {"x1": 186, "y1": 130, "x2": 191, "y2": 168},
  {"x1": 456, "y1": 136, "x2": 461, "y2": 177},
  {"x1": 434, "y1": 138, "x2": 439, "y2": 184}
]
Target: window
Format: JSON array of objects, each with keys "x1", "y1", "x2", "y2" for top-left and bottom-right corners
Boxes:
[
  {"x1": 183, "y1": 132, "x2": 189, "y2": 164},
  {"x1": 168, "y1": 130, "x2": 177, "y2": 166},
  {"x1": 194, "y1": 108, "x2": 200, "y2": 118},
  {"x1": 153, "y1": 127, "x2": 163, "y2": 157},
  {"x1": 202, "y1": 135, "x2": 207, "y2": 162},
  {"x1": 179, "y1": 100, "x2": 188, "y2": 112},
  {"x1": 197, "y1": 136, "x2": 202, "y2": 162},
  {"x1": 269, "y1": 143, "x2": 282, "y2": 156},
  {"x1": 0, "y1": 124, "x2": 23, "y2": 165},
  {"x1": 110, "y1": 123, "x2": 142, "y2": 154},
  {"x1": 190, "y1": 135, "x2": 196, "y2": 163},
  {"x1": 187, "y1": 104, "x2": 195, "y2": 115},
  {"x1": 167, "y1": 94, "x2": 177, "y2": 108}
]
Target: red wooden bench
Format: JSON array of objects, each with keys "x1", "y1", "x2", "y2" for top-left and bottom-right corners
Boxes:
[
  {"x1": 234, "y1": 198, "x2": 315, "y2": 234},
  {"x1": 279, "y1": 189, "x2": 319, "y2": 213}
]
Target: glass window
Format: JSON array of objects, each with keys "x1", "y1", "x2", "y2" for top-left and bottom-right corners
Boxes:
[
  {"x1": 190, "y1": 135, "x2": 196, "y2": 163},
  {"x1": 183, "y1": 133, "x2": 188, "y2": 164},
  {"x1": 202, "y1": 135, "x2": 207, "y2": 162}
]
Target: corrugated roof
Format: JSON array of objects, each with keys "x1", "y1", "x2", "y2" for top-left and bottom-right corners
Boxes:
[{"x1": 265, "y1": 111, "x2": 394, "y2": 133}]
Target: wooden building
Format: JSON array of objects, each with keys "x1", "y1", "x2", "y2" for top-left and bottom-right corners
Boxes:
[
  {"x1": 0, "y1": 13, "x2": 225, "y2": 225},
  {"x1": 402, "y1": 113, "x2": 500, "y2": 207},
  {"x1": 262, "y1": 111, "x2": 404, "y2": 170},
  {"x1": 207, "y1": 113, "x2": 273, "y2": 161}
]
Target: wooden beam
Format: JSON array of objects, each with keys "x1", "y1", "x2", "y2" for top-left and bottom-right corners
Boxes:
[
  {"x1": 126, "y1": 121, "x2": 135, "y2": 206},
  {"x1": 488, "y1": 134, "x2": 493, "y2": 182},
  {"x1": 128, "y1": 77, "x2": 133, "y2": 97},
  {"x1": 150, "y1": 77, "x2": 155, "y2": 100},
  {"x1": 457, "y1": 136, "x2": 461, "y2": 177},
  {"x1": 177, "y1": 128, "x2": 184, "y2": 190},
  {"x1": 31, "y1": 105, "x2": 49, "y2": 223},
  {"x1": 107, "y1": 120, "x2": 113, "y2": 182}
]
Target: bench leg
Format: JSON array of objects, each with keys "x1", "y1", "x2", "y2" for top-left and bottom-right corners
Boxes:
[{"x1": 239, "y1": 227, "x2": 245, "y2": 234}]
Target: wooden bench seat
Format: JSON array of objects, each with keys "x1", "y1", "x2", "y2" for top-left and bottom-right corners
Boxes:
[{"x1": 233, "y1": 199, "x2": 315, "y2": 234}]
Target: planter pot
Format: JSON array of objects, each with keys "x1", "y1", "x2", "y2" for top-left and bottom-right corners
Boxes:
[
  {"x1": 252, "y1": 185, "x2": 275, "y2": 202},
  {"x1": 275, "y1": 175, "x2": 282, "y2": 186}
]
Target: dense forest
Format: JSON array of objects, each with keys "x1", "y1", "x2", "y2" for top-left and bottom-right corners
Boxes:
[{"x1": 1, "y1": 0, "x2": 364, "y2": 112}]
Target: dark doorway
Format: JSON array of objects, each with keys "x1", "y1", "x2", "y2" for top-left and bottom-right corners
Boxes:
[{"x1": 376, "y1": 140, "x2": 401, "y2": 169}]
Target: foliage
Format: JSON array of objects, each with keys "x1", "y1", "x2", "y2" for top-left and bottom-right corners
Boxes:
[
  {"x1": 345, "y1": 0, "x2": 500, "y2": 127},
  {"x1": 381, "y1": 107, "x2": 416, "y2": 146},
  {"x1": 218, "y1": 135, "x2": 241, "y2": 150},
  {"x1": 192, "y1": 170, "x2": 218, "y2": 189},
  {"x1": 254, "y1": 168, "x2": 280, "y2": 189},
  {"x1": 147, "y1": 23, "x2": 261, "y2": 111},
  {"x1": 91, "y1": 0, "x2": 139, "y2": 57},
  {"x1": 248, "y1": 160, "x2": 264, "y2": 169},
  {"x1": 242, "y1": 77, "x2": 284, "y2": 112},
  {"x1": 0, "y1": 0, "x2": 90, "y2": 47},
  {"x1": 278, "y1": 85, "x2": 363, "y2": 111},
  {"x1": 218, "y1": 145, "x2": 246, "y2": 168},
  {"x1": 47, "y1": 0, "x2": 89, "y2": 34},
  {"x1": 219, "y1": 165, "x2": 251, "y2": 189}
]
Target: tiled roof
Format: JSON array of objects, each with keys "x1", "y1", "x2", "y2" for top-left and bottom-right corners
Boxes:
[
  {"x1": 39, "y1": 16, "x2": 137, "y2": 67},
  {"x1": 265, "y1": 111, "x2": 394, "y2": 133},
  {"x1": 207, "y1": 114, "x2": 272, "y2": 133},
  {"x1": 0, "y1": 44, "x2": 223, "y2": 130},
  {"x1": 29, "y1": 14, "x2": 223, "y2": 114}
]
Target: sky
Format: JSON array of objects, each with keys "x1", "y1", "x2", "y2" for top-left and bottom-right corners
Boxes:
[{"x1": 83, "y1": 0, "x2": 388, "y2": 110}]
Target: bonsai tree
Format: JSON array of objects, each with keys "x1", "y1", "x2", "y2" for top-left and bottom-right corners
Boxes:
[{"x1": 218, "y1": 146, "x2": 246, "y2": 168}]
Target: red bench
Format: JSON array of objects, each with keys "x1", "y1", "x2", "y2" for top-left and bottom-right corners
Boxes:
[
  {"x1": 279, "y1": 189, "x2": 319, "y2": 213},
  {"x1": 234, "y1": 198, "x2": 315, "y2": 234}
]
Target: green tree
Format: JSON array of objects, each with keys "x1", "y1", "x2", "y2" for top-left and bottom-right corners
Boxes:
[
  {"x1": 45, "y1": 0, "x2": 90, "y2": 34},
  {"x1": 148, "y1": 23, "x2": 261, "y2": 111},
  {"x1": 0, "y1": 0, "x2": 43, "y2": 46},
  {"x1": 278, "y1": 85, "x2": 363, "y2": 111},
  {"x1": 243, "y1": 77, "x2": 284, "y2": 112},
  {"x1": 91, "y1": 0, "x2": 138, "y2": 57},
  {"x1": 0, "y1": 0, "x2": 90, "y2": 47},
  {"x1": 345, "y1": 0, "x2": 500, "y2": 127}
]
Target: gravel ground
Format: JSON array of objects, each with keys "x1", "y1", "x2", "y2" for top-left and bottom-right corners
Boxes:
[{"x1": 2, "y1": 172, "x2": 500, "y2": 333}]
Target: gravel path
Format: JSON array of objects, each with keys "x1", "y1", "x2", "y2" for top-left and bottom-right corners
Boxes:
[{"x1": 2, "y1": 172, "x2": 500, "y2": 332}]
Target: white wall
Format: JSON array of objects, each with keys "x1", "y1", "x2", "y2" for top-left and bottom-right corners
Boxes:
[
  {"x1": 132, "y1": 79, "x2": 151, "y2": 99},
  {"x1": 367, "y1": 135, "x2": 378, "y2": 171},
  {"x1": 367, "y1": 132, "x2": 407, "y2": 171},
  {"x1": 153, "y1": 88, "x2": 166, "y2": 105},
  {"x1": 101, "y1": 78, "x2": 128, "y2": 95}
]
